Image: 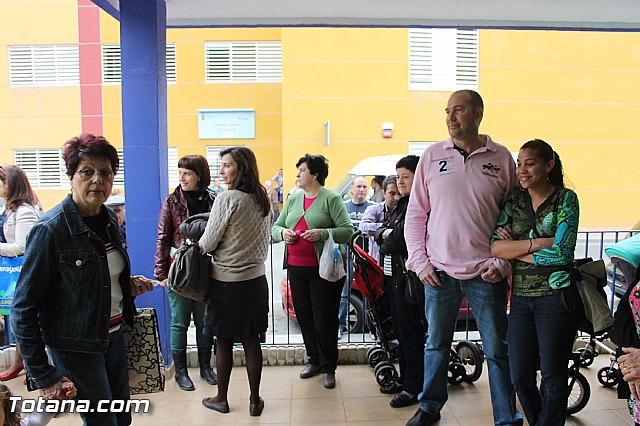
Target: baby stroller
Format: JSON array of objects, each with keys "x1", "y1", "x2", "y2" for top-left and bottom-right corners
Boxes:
[
  {"x1": 349, "y1": 233, "x2": 397, "y2": 388},
  {"x1": 349, "y1": 232, "x2": 484, "y2": 389},
  {"x1": 588, "y1": 235, "x2": 640, "y2": 389}
]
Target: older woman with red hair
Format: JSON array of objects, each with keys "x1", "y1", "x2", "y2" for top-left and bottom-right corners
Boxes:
[{"x1": 11, "y1": 134, "x2": 154, "y2": 426}]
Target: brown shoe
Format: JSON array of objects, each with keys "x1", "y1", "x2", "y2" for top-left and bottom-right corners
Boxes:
[
  {"x1": 323, "y1": 373, "x2": 336, "y2": 389},
  {"x1": 299, "y1": 364, "x2": 322, "y2": 379}
]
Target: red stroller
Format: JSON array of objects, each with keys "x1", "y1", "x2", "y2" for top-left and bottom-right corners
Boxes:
[
  {"x1": 349, "y1": 233, "x2": 398, "y2": 388},
  {"x1": 349, "y1": 232, "x2": 484, "y2": 388}
]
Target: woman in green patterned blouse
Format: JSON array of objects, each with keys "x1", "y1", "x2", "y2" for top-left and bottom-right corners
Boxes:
[{"x1": 491, "y1": 139, "x2": 579, "y2": 426}]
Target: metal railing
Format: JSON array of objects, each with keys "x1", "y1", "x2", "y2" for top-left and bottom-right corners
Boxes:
[{"x1": 182, "y1": 229, "x2": 639, "y2": 347}]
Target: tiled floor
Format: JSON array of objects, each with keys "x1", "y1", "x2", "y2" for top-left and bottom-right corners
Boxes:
[{"x1": 3, "y1": 353, "x2": 633, "y2": 425}]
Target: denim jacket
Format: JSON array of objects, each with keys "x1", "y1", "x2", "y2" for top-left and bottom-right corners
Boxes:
[{"x1": 11, "y1": 195, "x2": 136, "y2": 390}]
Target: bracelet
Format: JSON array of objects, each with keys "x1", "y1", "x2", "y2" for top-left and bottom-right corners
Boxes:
[{"x1": 527, "y1": 238, "x2": 533, "y2": 254}]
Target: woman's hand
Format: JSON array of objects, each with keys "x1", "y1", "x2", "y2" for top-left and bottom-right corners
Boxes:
[
  {"x1": 619, "y1": 347, "x2": 640, "y2": 390},
  {"x1": 131, "y1": 275, "x2": 155, "y2": 296},
  {"x1": 282, "y1": 229, "x2": 298, "y2": 245},
  {"x1": 40, "y1": 377, "x2": 77, "y2": 400},
  {"x1": 300, "y1": 229, "x2": 322, "y2": 242},
  {"x1": 495, "y1": 226, "x2": 513, "y2": 241},
  {"x1": 382, "y1": 229, "x2": 393, "y2": 240}
]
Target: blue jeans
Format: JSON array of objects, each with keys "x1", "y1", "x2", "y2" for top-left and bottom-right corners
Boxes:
[
  {"x1": 508, "y1": 291, "x2": 577, "y2": 426},
  {"x1": 48, "y1": 328, "x2": 131, "y2": 426},
  {"x1": 338, "y1": 254, "x2": 353, "y2": 331},
  {"x1": 419, "y1": 273, "x2": 522, "y2": 425}
]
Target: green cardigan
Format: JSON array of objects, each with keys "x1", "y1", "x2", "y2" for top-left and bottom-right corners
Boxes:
[{"x1": 271, "y1": 187, "x2": 353, "y2": 268}]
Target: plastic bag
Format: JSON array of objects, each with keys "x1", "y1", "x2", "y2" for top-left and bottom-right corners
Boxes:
[{"x1": 318, "y1": 229, "x2": 346, "y2": 282}]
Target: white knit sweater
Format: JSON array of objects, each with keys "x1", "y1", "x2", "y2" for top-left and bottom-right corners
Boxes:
[
  {"x1": 198, "y1": 189, "x2": 272, "y2": 282},
  {"x1": 0, "y1": 203, "x2": 40, "y2": 257}
]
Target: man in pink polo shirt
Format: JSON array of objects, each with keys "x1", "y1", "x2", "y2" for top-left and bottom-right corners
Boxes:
[{"x1": 404, "y1": 90, "x2": 522, "y2": 426}]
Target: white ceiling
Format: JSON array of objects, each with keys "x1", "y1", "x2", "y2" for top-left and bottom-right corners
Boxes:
[{"x1": 94, "y1": 0, "x2": 640, "y2": 30}]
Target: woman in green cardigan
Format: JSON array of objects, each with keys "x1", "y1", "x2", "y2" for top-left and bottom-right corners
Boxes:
[{"x1": 272, "y1": 154, "x2": 352, "y2": 389}]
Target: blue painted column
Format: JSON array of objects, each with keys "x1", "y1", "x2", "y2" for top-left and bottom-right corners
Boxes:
[{"x1": 119, "y1": 0, "x2": 171, "y2": 364}]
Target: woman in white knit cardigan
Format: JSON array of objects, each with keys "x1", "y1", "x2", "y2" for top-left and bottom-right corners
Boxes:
[
  {"x1": 198, "y1": 147, "x2": 272, "y2": 417},
  {"x1": 0, "y1": 165, "x2": 41, "y2": 381}
]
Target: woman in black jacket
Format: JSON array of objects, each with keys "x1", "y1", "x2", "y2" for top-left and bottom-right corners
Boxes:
[{"x1": 374, "y1": 155, "x2": 425, "y2": 408}]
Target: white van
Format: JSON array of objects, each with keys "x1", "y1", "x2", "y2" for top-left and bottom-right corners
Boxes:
[{"x1": 333, "y1": 154, "x2": 406, "y2": 200}]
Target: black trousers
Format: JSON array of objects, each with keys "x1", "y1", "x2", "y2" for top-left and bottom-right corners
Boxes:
[
  {"x1": 288, "y1": 265, "x2": 343, "y2": 373},
  {"x1": 387, "y1": 276, "x2": 427, "y2": 395}
]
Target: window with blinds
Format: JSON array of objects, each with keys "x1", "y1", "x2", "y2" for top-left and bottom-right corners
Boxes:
[
  {"x1": 13, "y1": 147, "x2": 184, "y2": 191},
  {"x1": 8, "y1": 45, "x2": 80, "y2": 87},
  {"x1": 409, "y1": 29, "x2": 478, "y2": 92},
  {"x1": 102, "y1": 43, "x2": 177, "y2": 84},
  {"x1": 168, "y1": 147, "x2": 179, "y2": 190},
  {"x1": 114, "y1": 148, "x2": 125, "y2": 187},
  {"x1": 204, "y1": 42, "x2": 282, "y2": 83},
  {"x1": 13, "y1": 149, "x2": 67, "y2": 188}
]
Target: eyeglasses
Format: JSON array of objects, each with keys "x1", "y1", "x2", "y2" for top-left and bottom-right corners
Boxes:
[{"x1": 77, "y1": 168, "x2": 114, "y2": 182}]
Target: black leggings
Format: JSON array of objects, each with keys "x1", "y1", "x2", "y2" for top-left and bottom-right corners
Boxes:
[{"x1": 213, "y1": 335, "x2": 263, "y2": 404}]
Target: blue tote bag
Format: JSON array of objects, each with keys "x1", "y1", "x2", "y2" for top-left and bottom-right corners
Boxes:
[{"x1": 0, "y1": 255, "x2": 23, "y2": 316}]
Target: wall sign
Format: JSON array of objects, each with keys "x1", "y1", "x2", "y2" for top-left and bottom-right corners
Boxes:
[{"x1": 198, "y1": 108, "x2": 255, "y2": 139}]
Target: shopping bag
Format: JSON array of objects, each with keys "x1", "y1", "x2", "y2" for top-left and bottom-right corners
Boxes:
[
  {"x1": 122, "y1": 307, "x2": 165, "y2": 395},
  {"x1": 0, "y1": 256, "x2": 23, "y2": 316},
  {"x1": 318, "y1": 229, "x2": 346, "y2": 282}
]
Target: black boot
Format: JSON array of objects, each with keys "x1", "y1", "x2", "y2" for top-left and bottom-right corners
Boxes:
[
  {"x1": 172, "y1": 351, "x2": 195, "y2": 391},
  {"x1": 198, "y1": 348, "x2": 218, "y2": 385}
]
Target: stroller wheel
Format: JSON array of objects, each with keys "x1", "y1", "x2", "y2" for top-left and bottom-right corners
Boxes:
[
  {"x1": 448, "y1": 362, "x2": 466, "y2": 385},
  {"x1": 375, "y1": 362, "x2": 398, "y2": 388},
  {"x1": 366, "y1": 347, "x2": 377, "y2": 365},
  {"x1": 373, "y1": 360, "x2": 391, "y2": 377},
  {"x1": 597, "y1": 366, "x2": 618, "y2": 388},
  {"x1": 577, "y1": 348, "x2": 595, "y2": 368},
  {"x1": 368, "y1": 347, "x2": 387, "y2": 368},
  {"x1": 567, "y1": 369, "x2": 590, "y2": 415},
  {"x1": 455, "y1": 340, "x2": 484, "y2": 383}
]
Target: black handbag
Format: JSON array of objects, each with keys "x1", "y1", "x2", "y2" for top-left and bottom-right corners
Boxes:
[
  {"x1": 167, "y1": 240, "x2": 211, "y2": 301},
  {"x1": 401, "y1": 255, "x2": 424, "y2": 306}
]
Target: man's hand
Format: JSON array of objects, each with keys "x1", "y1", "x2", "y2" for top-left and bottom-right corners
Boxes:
[
  {"x1": 480, "y1": 264, "x2": 504, "y2": 283},
  {"x1": 418, "y1": 264, "x2": 442, "y2": 287},
  {"x1": 40, "y1": 377, "x2": 77, "y2": 400}
]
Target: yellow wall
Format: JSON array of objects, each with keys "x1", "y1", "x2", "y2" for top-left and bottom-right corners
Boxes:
[
  {"x1": 100, "y1": 19, "x2": 283, "y2": 188},
  {"x1": 281, "y1": 28, "x2": 640, "y2": 228},
  {"x1": 0, "y1": 0, "x2": 80, "y2": 209}
]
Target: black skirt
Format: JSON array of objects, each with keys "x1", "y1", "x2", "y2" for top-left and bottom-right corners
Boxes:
[{"x1": 204, "y1": 275, "x2": 269, "y2": 339}]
